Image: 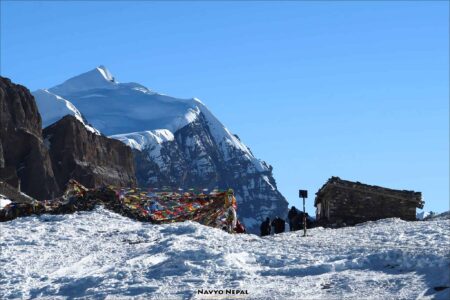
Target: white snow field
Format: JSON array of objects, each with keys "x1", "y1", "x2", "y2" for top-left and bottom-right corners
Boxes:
[{"x1": 1, "y1": 208, "x2": 449, "y2": 300}]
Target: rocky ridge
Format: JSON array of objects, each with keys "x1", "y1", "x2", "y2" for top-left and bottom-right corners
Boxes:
[
  {"x1": 43, "y1": 115, "x2": 136, "y2": 191},
  {"x1": 0, "y1": 76, "x2": 59, "y2": 199}
]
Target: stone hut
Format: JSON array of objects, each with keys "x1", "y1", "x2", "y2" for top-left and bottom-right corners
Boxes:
[{"x1": 314, "y1": 177, "x2": 423, "y2": 227}]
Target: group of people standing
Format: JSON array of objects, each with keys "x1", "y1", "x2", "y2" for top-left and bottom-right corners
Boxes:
[
  {"x1": 260, "y1": 206, "x2": 311, "y2": 236},
  {"x1": 260, "y1": 216, "x2": 285, "y2": 236}
]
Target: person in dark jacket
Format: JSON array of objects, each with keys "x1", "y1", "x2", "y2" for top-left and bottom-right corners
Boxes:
[
  {"x1": 287, "y1": 206, "x2": 298, "y2": 231},
  {"x1": 271, "y1": 216, "x2": 286, "y2": 234},
  {"x1": 260, "y1": 217, "x2": 271, "y2": 236},
  {"x1": 291, "y1": 213, "x2": 302, "y2": 231},
  {"x1": 292, "y1": 211, "x2": 310, "y2": 230}
]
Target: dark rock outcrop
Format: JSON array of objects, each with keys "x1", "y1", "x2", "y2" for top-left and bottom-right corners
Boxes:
[
  {"x1": 0, "y1": 76, "x2": 60, "y2": 199},
  {"x1": 43, "y1": 115, "x2": 136, "y2": 190}
]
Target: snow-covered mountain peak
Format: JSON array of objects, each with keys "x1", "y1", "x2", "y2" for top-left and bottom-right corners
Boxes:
[
  {"x1": 49, "y1": 65, "x2": 117, "y2": 95},
  {"x1": 96, "y1": 65, "x2": 115, "y2": 82},
  {"x1": 192, "y1": 97, "x2": 204, "y2": 105}
]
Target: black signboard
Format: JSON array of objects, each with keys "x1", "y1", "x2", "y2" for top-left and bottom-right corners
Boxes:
[{"x1": 299, "y1": 190, "x2": 308, "y2": 198}]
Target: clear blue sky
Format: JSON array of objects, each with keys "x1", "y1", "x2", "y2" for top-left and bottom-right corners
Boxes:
[{"x1": 1, "y1": 1, "x2": 448, "y2": 214}]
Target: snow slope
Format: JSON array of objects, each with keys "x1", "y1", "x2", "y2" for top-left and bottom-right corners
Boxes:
[
  {"x1": 112, "y1": 130, "x2": 175, "y2": 169},
  {"x1": 112, "y1": 130, "x2": 175, "y2": 152},
  {"x1": 0, "y1": 194, "x2": 11, "y2": 209},
  {"x1": 1, "y1": 208, "x2": 449, "y2": 299},
  {"x1": 33, "y1": 89, "x2": 100, "y2": 134}
]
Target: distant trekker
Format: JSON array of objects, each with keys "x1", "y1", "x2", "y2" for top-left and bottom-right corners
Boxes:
[
  {"x1": 292, "y1": 211, "x2": 311, "y2": 231},
  {"x1": 260, "y1": 217, "x2": 271, "y2": 236},
  {"x1": 271, "y1": 216, "x2": 285, "y2": 234},
  {"x1": 288, "y1": 206, "x2": 298, "y2": 231}
]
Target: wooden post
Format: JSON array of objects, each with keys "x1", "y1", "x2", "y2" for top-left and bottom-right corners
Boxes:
[
  {"x1": 299, "y1": 189, "x2": 308, "y2": 237},
  {"x1": 303, "y1": 196, "x2": 306, "y2": 237}
]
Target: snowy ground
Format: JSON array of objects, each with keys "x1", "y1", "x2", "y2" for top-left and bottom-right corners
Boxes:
[
  {"x1": 0, "y1": 195, "x2": 11, "y2": 209},
  {"x1": 1, "y1": 207, "x2": 449, "y2": 300}
]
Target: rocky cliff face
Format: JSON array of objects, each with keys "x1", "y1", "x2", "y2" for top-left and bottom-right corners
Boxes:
[
  {"x1": 0, "y1": 76, "x2": 60, "y2": 199},
  {"x1": 125, "y1": 113, "x2": 288, "y2": 233},
  {"x1": 1, "y1": 76, "x2": 137, "y2": 199},
  {"x1": 43, "y1": 115, "x2": 136, "y2": 190}
]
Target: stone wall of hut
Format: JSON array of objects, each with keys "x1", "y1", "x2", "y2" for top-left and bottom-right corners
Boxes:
[{"x1": 316, "y1": 185, "x2": 419, "y2": 226}]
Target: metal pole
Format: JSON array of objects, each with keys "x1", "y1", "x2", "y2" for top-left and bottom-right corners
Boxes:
[{"x1": 303, "y1": 196, "x2": 306, "y2": 237}]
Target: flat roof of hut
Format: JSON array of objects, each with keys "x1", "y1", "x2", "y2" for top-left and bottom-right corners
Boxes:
[{"x1": 314, "y1": 176, "x2": 423, "y2": 226}]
